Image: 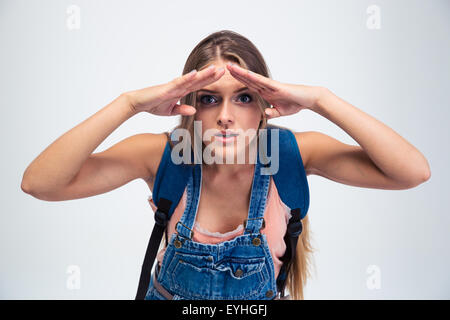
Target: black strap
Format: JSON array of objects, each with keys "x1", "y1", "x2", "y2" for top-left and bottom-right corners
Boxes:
[
  {"x1": 135, "y1": 197, "x2": 172, "y2": 300},
  {"x1": 276, "y1": 208, "x2": 303, "y2": 297}
]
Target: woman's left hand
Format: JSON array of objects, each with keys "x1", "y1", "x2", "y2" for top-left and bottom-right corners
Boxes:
[{"x1": 226, "y1": 62, "x2": 325, "y2": 119}]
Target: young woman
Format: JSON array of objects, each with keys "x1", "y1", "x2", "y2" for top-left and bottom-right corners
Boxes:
[{"x1": 21, "y1": 30, "x2": 431, "y2": 300}]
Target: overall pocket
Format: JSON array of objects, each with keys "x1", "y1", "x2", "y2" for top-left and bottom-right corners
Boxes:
[
  {"x1": 170, "y1": 252, "x2": 215, "y2": 299},
  {"x1": 170, "y1": 253, "x2": 268, "y2": 299},
  {"x1": 213, "y1": 257, "x2": 268, "y2": 299}
]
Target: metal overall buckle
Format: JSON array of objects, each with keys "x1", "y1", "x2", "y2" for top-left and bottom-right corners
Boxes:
[
  {"x1": 173, "y1": 221, "x2": 194, "y2": 249},
  {"x1": 243, "y1": 217, "x2": 265, "y2": 247}
]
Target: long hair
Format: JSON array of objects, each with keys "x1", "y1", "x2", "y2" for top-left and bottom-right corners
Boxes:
[{"x1": 167, "y1": 30, "x2": 315, "y2": 300}]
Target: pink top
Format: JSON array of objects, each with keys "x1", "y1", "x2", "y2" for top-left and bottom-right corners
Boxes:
[{"x1": 147, "y1": 177, "x2": 291, "y2": 279}]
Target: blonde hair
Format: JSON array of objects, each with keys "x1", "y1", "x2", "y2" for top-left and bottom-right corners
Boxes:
[{"x1": 168, "y1": 30, "x2": 315, "y2": 299}]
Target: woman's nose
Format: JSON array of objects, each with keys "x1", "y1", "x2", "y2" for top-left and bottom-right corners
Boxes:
[{"x1": 216, "y1": 101, "x2": 234, "y2": 126}]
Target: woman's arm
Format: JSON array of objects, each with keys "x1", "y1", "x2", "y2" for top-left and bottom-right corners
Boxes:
[
  {"x1": 225, "y1": 63, "x2": 431, "y2": 189},
  {"x1": 20, "y1": 94, "x2": 143, "y2": 199},
  {"x1": 305, "y1": 88, "x2": 431, "y2": 189},
  {"x1": 21, "y1": 65, "x2": 224, "y2": 201}
]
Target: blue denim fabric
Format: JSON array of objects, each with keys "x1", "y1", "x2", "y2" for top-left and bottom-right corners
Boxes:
[{"x1": 145, "y1": 156, "x2": 278, "y2": 300}]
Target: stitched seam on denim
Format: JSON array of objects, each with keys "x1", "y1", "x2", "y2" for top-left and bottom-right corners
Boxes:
[
  {"x1": 261, "y1": 234, "x2": 278, "y2": 292},
  {"x1": 158, "y1": 233, "x2": 178, "y2": 280},
  {"x1": 245, "y1": 161, "x2": 263, "y2": 234},
  {"x1": 177, "y1": 173, "x2": 194, "y2": 238}
]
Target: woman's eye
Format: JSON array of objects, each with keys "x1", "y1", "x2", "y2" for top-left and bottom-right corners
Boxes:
[
  {"x1": 198, "y1": 93, "x2": 252, "y2": 105},
  {"x1": 238, "y1": 94, "x2": 253, "y2": 104},
  {"x1": 199, "y1": 95, "x2": 217, "y2": 105}
]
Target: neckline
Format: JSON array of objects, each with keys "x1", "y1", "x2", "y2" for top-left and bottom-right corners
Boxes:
[{"x1": 194, "y1": 220, "x2": 244, "y2": 238}]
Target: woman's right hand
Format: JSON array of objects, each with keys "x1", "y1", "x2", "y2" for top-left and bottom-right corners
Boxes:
[{"x1": 125, "y1": 65, "x2": 225, "y2": 116}]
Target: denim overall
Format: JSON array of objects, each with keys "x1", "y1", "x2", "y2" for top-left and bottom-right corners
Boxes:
[{"x1": 144, "y1": 153, "x2": 278, "y2": 300}]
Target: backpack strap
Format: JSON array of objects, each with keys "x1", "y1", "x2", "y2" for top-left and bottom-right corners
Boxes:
[
  {"x1": 135, "y1": 131, "x2": 193, "y2": 300},
  {"x1": 264, "y1": 124, "x2": 310, "y2": 298}
]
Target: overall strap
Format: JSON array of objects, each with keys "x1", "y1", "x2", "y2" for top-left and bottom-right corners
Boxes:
[
  {"x1": 243, "y1": 145, "x2": 271, "y2": 235},
  {"x1": 175, "y1": 163, "x2": 201, "y2": 240},
  {"x1": 263, "y1": 124, "x2": 310, "y2": 297},
  {"x1": 135, "y1": 131, "x2": 193, "y2": 300}
]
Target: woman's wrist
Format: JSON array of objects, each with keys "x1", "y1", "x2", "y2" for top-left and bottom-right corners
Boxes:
[
  {"x1": 309, "y1": 86, "x2": 332, "y2": 113},
  {"x1": 120, "y1": 91, "x2": 140, "y2": 117}
]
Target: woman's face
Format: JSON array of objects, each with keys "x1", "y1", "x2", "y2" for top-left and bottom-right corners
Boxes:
[{"x1": 194, "y1": 60, "x2": 262, "y2": 163}]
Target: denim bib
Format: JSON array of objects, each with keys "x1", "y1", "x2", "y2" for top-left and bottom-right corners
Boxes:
[{"x1": 145, "y1": 154, "x2": 278, "y2": 300}]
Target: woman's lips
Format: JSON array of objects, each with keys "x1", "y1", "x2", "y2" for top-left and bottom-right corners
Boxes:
[{"x1": 214, "y1": 133, "x2": 239, "y2": 143}]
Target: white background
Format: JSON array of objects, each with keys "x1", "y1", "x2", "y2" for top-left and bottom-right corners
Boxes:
[{"x1": 1, "y1": 0, "x2": 449, "y2": 299}]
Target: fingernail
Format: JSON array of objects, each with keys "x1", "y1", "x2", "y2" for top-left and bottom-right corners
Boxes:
[
  {"x1": 208, "y1": 64, "x2": 215, "y2": 70},
  {"x1": 217, "y1": 67, "x2": 224, "y2": 72},
  {"x1": 189, "y1": 69, "x2": 197, "y2": 74}
]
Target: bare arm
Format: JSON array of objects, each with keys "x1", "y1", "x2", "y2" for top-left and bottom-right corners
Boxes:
[
  {"x1": 300, "y1": 89, "x2": 431, "y2": 189},
  {"x1": 21, "y1": 94, "x2": 141, "y2": 200},
  {"x1": 224, "y1": 63, "x2": 431, "y2": 189},
  {"x1": 21, "y1": 65, "x2": 224, "y2": 201}
]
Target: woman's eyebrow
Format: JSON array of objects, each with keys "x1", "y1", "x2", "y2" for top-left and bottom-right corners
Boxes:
[{"x1": 197, "y1": 87, "x2": 249, "y2": 94}]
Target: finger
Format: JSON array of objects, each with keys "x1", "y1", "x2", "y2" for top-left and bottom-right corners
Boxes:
[
  {"x1": 171, "y1": 104, "x2": 197, "y2": 116},
  {"x1": 175, "y1": 66, "x2": 224, "y2": 97},
  {"x1": 188, "y1": 65, "x2": 223, "y2": 88},
  {"x1": 264, "y1": 107, "x2": 281, "y2": 119},
  {"x1": 228, "y1": 70, "x2": 264, "y2": 93},
  {"x1": 170, "y1": 65, "x2": 218, "y2": 94},
  {"x1": 227, "y1": 63, "x2": 277, "y2": 93},
  {"x1": 224, "y1": 65, "x2": 263, "y2": 93},
  {"x1": 226, "y1": 64, "x2": 263, "y2": 90},
  {"x1": 173, "y1": 69, "x2": 200, "y2": 87},
  {"x1": 188, "y1": 67, "x2": 225, "y2": 92}
]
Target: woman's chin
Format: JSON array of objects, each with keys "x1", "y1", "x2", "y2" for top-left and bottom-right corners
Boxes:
[{"x1": 205, "y1": 141, "x2": 248, "y2": 163}]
